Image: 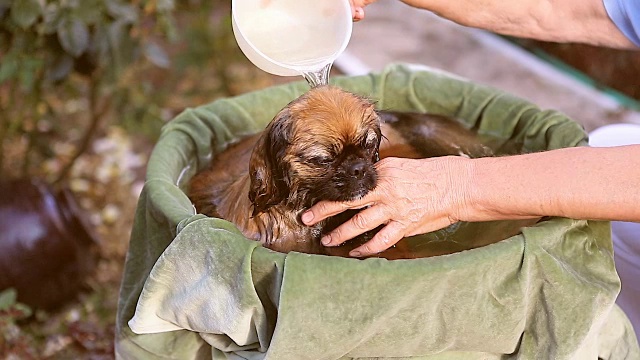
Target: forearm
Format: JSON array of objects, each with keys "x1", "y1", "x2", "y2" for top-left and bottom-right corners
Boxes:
[
  {"x1": 400, "y1": 0, "x2": 635, "y2": 48},
  {"x1": 464, "y1": 145, "x2": 640, "y2": 222}
]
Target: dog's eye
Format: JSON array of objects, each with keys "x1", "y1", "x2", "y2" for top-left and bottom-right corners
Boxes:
[
  {"x1": 362, "y1": 130, "x2": 379, "y2": 149},
  {"x1": 362, "y1": 136, "x2": 377, "y2": 149},
  {"x1": 306, "y1": 155, "x2": 331, "y2": 165}
]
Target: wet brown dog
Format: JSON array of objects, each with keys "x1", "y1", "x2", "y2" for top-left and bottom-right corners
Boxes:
[{"x1": 188, "y1": 85, "x2": 492, "y2": 258}]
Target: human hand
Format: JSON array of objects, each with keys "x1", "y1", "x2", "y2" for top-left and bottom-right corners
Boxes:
[
  {"x1": 301, "y1": 156, "x2": 473, "y2": 257},
  {"x1": 349, "y1": 0, "x2": 378, "y2": 21}
]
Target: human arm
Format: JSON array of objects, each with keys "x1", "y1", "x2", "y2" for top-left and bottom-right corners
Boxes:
[
  {"x1": 301, "y1": 145, "x2": 640, "y2": 257},
  {"x1": 350, "y1": 0, "x2": 637, "y2": 49}
]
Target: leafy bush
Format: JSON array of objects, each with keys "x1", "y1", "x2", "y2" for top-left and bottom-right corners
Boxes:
[
  {"x1": 0, "y1": 3, "x2": 285, "y2": 357},
  {"x1": 0, "y1": 288, "x2": 33, "y2": 356},
  {"x1": 0, "y1": 0, "x2": 176, "y2": 182}
]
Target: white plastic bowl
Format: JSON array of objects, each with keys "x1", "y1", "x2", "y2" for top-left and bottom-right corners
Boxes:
[{"x1": 232, "y1": 0, "x2": 353, "y2": 77}]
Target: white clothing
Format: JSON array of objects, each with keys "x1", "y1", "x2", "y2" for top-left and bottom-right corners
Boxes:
[{"x1": 589, "y1": 123, "x2": 640, "y2": 343}]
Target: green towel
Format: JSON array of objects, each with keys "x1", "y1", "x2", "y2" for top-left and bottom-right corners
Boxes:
[{"x1": 115, "y1": 63, "x2": 639, "y2": 360}]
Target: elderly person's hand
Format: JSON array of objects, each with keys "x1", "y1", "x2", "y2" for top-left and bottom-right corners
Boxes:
[
  {"x1": 303, "y1": 146, "x2": 640, "y2": 257},
  {"x1": 302, "y1": 156, "x2": 472, "y2": 257},
  {"x1": 349, "y1": 0, "x2": 377, "y2": 21},
  {"x1": 348, "y1": 0, "x2": 635, "y2": 48}
]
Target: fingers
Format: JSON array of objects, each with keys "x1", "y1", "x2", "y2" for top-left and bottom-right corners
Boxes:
[
  {"x1": 350, "y1": 217, "x2": 457, "y2": 257},
  {"x1": 349, "y1": 221, "x2": 405, "y2": 257},
  {"x1": 353, "y1": 7, "x2": 365, "y2": 21},
  {"x1": 302, "y1": 196, "x2": 374, "y2": 226},
  {"x1": 301, "y1": 202, "x2": 348, "y2": 226},
  {"x1": 321, "y1": 205, "x2": 389, "y2": 247},
  {"x1": 349, "y1": 0, "x2": 366, "y2": 21}
]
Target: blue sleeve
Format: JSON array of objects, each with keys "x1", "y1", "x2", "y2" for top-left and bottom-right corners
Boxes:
[{"x1": 603, "y1": 0, "x2": 640, "y2": 47}]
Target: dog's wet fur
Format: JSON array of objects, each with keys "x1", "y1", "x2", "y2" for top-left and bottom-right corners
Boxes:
[{"x1": 188, "y1": 85, "x2": 492, "y2": 259}]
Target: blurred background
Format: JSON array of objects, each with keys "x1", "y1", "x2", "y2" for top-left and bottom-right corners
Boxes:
[
  {"x1": 0, "y1": 1, "x2": 638, "y2": 358},
  {"x1": 341, "y1": 3, "x2": 640, "y2": 132},
  {"x1": 0, "y1": 1, "x2": 291, "y2": 358}
]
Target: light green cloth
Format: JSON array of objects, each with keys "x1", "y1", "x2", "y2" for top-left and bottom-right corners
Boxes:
[{"x1": 115, "y1": 63, "x2": 640, "y2": 360}]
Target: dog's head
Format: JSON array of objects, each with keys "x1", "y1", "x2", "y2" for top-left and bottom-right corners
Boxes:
[{"x1": 248, "y1": 85, "x2": 381, "y2": 216}]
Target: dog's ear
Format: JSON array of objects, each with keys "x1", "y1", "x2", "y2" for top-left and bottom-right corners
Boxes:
[
  {"x1": 248, "y1": 109, "x2": 293, "y2": 216},
  {"x1": 373, "y1": 109, "x2": 383, "y2": 162}
]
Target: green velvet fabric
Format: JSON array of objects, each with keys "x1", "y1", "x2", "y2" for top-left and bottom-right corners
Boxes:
[{"x1": 115, "y1": 63, "x2": 639, "y2": 360}]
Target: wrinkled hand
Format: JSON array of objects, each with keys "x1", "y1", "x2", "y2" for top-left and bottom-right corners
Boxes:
[
  {"x1": 349, "y1": 0, "x2": 378, "y2": 21},
  {"x1": 301, "y1": 156, "x2": 473, "y2": 257}
]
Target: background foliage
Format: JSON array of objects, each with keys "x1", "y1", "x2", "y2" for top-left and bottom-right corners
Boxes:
[
  {"x1": 1, "y1": 0, "x2": 287, "y2": 357},
  {"x1": 0, "y1": 0, "x2": 276, "y2": 183},
  {"x1": 1, "y1": 0, "x2": 176, "y2": 181}
]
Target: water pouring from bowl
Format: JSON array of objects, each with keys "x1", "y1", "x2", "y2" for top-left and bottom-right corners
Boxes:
[{"x1": 231, "y1": 0, "x2": 353, "y2": 87}]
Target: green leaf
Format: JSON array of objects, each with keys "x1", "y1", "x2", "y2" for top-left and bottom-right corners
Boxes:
[
  {"x1": 92, "y1": 21, "x2": 111, "y2": 63},
  {"x1": 0, "y1": 288, "x2": 17, "y2": 310},
  {"x1": 57, "y1": 16, "x2": 90, "y2": 57},
  {"x1": 156, "y1": 0, "x2": 175, "y2": 12},
  {"x1": 0, "y1": 0, "x2": 11, "y2": 18},
  {"x1": 11, "y1": 0, "x2": 42, "y2": 29},
  {"x1": 42, "y1": 3, "x2": 62, "y2": 34},
  {"x1": 64, "y1": 0, "x2": 81, "y2": 8},
  {"x1": 13, "y1": 303, "x2": 33, "y2": 318},
  {"x1": 0, "y1": 52, "x2": 19, "y2": 83},
  {"x1": 19, "y1": 56, "x2": 44, "y2": 91},
  {"x1": 75, "y1": 0, "x2": 103, "y2": 24},
  {"x1": 144, "y1": 41, "x2": 170, "y2": 68},
  {"x1": 105, "y1": 0, "x2": 138, "y2": 24},
  {"x1": 46, "y1": 53, "x2": 74, "y2": 82},
  {"x1": 106, "y1": 18, "x2": 135, "y2": 74}
]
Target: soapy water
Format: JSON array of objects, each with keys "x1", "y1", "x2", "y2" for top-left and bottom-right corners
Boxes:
[
  {"x1": 239, "y1": 5, "x2": 344, "y2": 87},
  {"x1": 302, "y1": 62, "x2": 332, "y2": 88}
]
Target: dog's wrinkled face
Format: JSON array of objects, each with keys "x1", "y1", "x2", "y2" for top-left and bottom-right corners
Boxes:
[{"x1": 249, "y1": 86, "x2": 381, "y2": 215}]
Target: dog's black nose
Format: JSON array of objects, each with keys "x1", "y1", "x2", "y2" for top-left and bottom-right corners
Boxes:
[{"x1": 347, "y1": 160, "x2": 367, "y2": 178}]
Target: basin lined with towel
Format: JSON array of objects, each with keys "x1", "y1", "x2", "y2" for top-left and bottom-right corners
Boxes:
[{"x1": 115, "y1": 63, "x2": 639, "y2": 360}]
